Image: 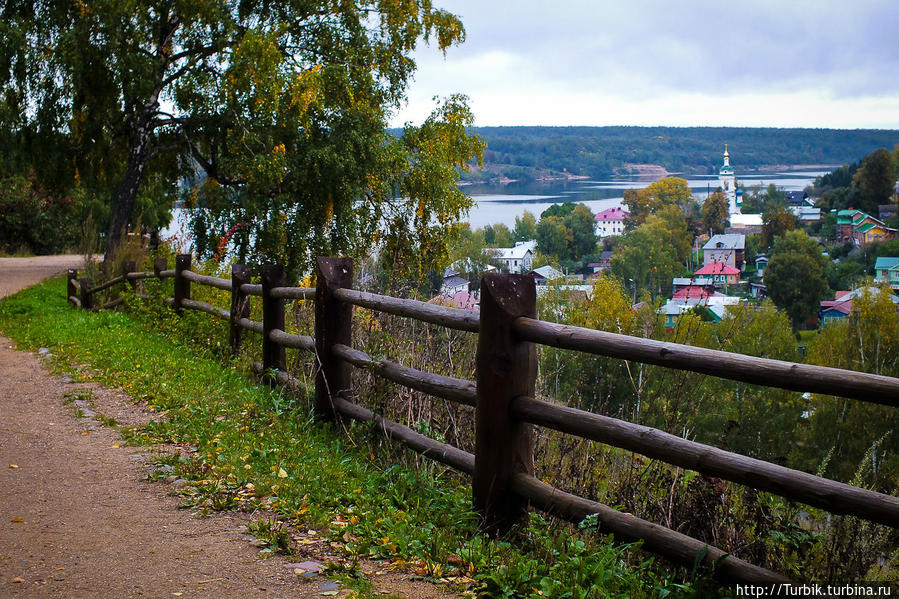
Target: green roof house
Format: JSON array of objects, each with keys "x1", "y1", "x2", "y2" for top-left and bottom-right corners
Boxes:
[{"x1": 875, "y1": 257, "x2": 899, "y2": 290}]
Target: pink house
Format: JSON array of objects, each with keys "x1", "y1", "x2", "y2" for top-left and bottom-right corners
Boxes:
[{"x1": 594, "y1": 207, "x2": 629, "y2": 238}]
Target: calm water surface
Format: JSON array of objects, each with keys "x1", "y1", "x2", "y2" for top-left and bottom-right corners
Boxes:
[
  {"x1": 163, "y1": 170, "x2": 825, "y2": 246},
  {"x1": 463, "y1": 170, "x2": 826, "y2": 229}
]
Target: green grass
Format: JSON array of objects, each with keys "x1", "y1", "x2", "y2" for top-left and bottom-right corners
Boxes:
[{"x1": 0, "y1": 276, "x2": 713, "y2": 598}]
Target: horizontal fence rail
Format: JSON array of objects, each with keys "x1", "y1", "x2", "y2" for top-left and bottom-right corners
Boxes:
[
  {"x1": 67, "y1": 255, "x2": 899, "y2": 585},
  {"x1": 268, "y1": 329, "x2": 315, "y2": 352},
  {"x1": 88, "y1": 274, "x2": 125, "y2": 294},
  {"x1": 238, "y1": 317, "x2": 264, "y2": 334},
  {"x1": 511, "y1": 396, "x2": 899, "y2": 528},
  {"x1": 241, "y1": 283, "x2": 262, "y2": 297},
  {"x1": 270, "y1": 287, "x2": 315, "y2": 300},
  {"x1": 181, "y1": 298, "x2": 230, "y2": 320},
  {"x1": 334, "y1": 288, "x2": 479, "y2": 333},
  {"x1": 332, "y1": 343, "x2": 477, "y2": 407},
  {"x1": 510, "y1": 473, "x2": 787, "y2": 583},
  {"x1": 333, "y1": 395, "x2": 475, "y2": 475},
  {"x1": 125, "y1": 270, "x2": 154, "y2": 280},
  {"x1": 513, "y1": 317, "x2": 899, "y2": 407},
  {"x1": 180, "y1": 270, "x2": 232, "y2": 291}
]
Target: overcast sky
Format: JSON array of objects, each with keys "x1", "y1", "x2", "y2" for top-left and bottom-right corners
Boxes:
[{"x1": 388, "y1": 0, "x2": 899, "y2": 129}]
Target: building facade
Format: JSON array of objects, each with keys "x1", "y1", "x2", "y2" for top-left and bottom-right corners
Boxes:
[{"x1": 594, "y1": 206, "x2": 629, "y2": 238}]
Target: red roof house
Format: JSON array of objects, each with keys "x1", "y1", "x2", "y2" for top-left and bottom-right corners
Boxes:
[
  {"x1": 694, "y1": 262, "x2": 740, "y2": 285},
  {"x1": 672, "y1": 285, "x2": 715, "y2": 300}
]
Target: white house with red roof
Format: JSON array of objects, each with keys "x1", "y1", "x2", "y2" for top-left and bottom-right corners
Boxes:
[{"x1": 594, "y1": 206, "x2": 629, "y2": 238}]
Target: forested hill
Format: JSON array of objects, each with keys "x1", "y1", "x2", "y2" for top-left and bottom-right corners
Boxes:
[{"x1": 462, "y1": 126, "x2": 899, "y2": 180}]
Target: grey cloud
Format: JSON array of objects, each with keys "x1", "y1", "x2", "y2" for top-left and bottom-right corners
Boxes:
[{"x1": 429, "y1": 0, "x2": 899, "y2": 98}]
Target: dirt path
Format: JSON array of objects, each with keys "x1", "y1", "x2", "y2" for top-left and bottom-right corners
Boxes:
[
  {"x1": 0, "y1": 256, "x2": 85, "y2": 298},
  {"x1": 0, "y1": 257, "x2": 452, "y2": 598}
]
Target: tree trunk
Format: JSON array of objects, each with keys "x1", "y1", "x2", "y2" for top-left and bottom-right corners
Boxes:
[{"x1": 104, "y1": 105, "x2": 156, "y2": 262}]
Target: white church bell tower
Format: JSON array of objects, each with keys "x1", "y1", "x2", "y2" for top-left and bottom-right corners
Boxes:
[{"x1": 718, "y1": 144, "x2": 739, "y2": 215}]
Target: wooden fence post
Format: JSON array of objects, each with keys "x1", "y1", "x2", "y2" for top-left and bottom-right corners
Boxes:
[
  {"x1": 174, "y1": 253, "x2": 191, "y2": 315},
  {"x1": 153, "y1": 257, "x2": 167, "y2": 278},
  {"x1": 314, "y1": 257, "x2": 353, "y2": 422},
  {"x1": 230, "y1": 264, "x2": 252, "y2": 355},
  {"x1": 67, "y1": 269, "x2": 78, "y2": 306},
  {"x1": 261, "y1": 264, "x2": 287, "y2": 380},
  {"x1": 122, "y1": 260, "x2": 136, "y2": 292},
  {"x1": 474, "y1": 272, "x2": 537, "y2": 536},
  {"x1": 79, "y1": 277, "x2": 93, "y2": 311}
]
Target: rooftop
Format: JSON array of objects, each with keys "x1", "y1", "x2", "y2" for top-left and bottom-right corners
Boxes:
[
  {"x1": 594, "y1": 206, "x2": 629, "y2": 222},
  {"x1": 695, "y1": 262, "x2": 740, "y2": 276},
  {"x1": 530, "y1": 265, "x2": 564, "y2": 281},
  {"x1": 874, "y1": 257, "x2": 899, "y2": 270},
  {"x1": 703, "y1": 234, "x2": 745, "y2": 251}
]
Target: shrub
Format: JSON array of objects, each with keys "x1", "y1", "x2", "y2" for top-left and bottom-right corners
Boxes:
[{"x1": 0, "y1": 173, "x2": 82, "y2": 254}]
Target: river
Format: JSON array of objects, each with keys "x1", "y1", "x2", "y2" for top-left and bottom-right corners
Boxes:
[
  {"x1": 163, "y1": 169, "x2": 826, "y2": 246},
  {"x1": 461, "y1": 169, "x2": 827, "y2": 230}
]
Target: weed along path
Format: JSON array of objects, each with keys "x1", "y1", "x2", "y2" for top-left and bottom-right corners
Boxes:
[{"x1": 0, "y1": 257, "x2": 457, "y2": 599}]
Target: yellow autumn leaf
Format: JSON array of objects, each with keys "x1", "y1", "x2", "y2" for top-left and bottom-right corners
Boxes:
[
  {"x1": 8, "y1": 464, "x2": 18, "y2": 469},
  {"x1": 277, "y1": 467, "x2": 288, "y2": 478}
]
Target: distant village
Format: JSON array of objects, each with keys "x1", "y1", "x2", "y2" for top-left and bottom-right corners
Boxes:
[{"x1": 430, "y1": 147, "x2": 899, "y2": 329}]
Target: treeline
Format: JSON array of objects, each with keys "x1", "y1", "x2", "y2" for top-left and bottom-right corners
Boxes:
[{"x1": 460, "y1": 126, "x2": 899, "y2": 179}]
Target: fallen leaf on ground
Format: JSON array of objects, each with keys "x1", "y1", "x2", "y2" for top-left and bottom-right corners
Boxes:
[
  {"x1": 12, "y1": 577, "x2": 24, "y2": 583},
  {"x1": 8, "y1": 464, "x2": 18, "y2": 469},
  {"x1": 277, "y1": 467, "x2": 288, "y2": 478},
  {"x1": 11, "y1": 517, "x2": 23, "y2": 523}
]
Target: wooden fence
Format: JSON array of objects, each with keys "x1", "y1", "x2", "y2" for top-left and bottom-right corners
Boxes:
[{"x1": 67, "y1": 255, "x2": 899, "y2": 584}]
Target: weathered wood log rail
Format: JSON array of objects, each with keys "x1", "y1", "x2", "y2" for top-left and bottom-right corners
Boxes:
[{"x1": 67, "y1": 254, "x2": 899, "y2": 584}]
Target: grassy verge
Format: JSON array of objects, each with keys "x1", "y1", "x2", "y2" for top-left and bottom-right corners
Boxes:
[{"x1": 0, "y1": 277, "x2": 713, "y2": 598}]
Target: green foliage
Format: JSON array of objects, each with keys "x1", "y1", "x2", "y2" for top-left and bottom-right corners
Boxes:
[
  {"x1": 760, "y1": 205, "x2": 799, "y2": 250},
  {"x1": 248, "y1": 518, "x2": 294, "y2": 556},
  {"x1": 701, "y1": 191, "x2": 729, "y2": 235},
  {"x1": 534, "y1": 203, "x2": 597, "y2": 266},
  {"x1": 0, "y1": 276, "x2": 700, "y2": 596},
  {"x1": 623, "y1": 177, "x2": 695, "y2": 227},
  {"x1": 0, "y1": 174, "x2": 82, "y2": 254},
  {"x1": 464, "y1": 126, "x2": 898, "y2": 179},
  {"x1": 764, "y1": 231, "x2": 828, "y2": 328},
  {"x1": 611, "y1": 207, "x2": 690, "y2": 300},
  {"x1": 484, "y1": 223, "x2": 513, "y2": 248},
  {"x1": 852, "y1": 148, "x2": 896, "y2": 214},
  {"x1": 645, "y1": 206, "x2": 691, "y2": 264},
  {"x1": 801, "y1": 287, "x2": 899, "y2": 488},
  {"x1": 375, "y1": 96, "x2": 485, "y2": 286},
  {"x1": 541, "y1": 203, "x2": 577, "y2": 219},
  {"x1": 513, "y1": 211, "x2": 537, "y2": 242},
  {"x1": 564, "y1": 204, "x2": 598, "y2": 260},
  {"x1": 1, "y1": 1, "x2": 476, "y2": 261},
  {"x1": 535, "y1": 215, "x2": 572, "y2": 260},
  {"x1": 815, "y1": 162, "x2": 859, "y2": 192},
  {"x1": 827, "y1": 261, "x2": 866, "y2": 291},
  {"x1": 538, "y1": 276, "x2": 650, "y2": 417},
  {"x1": 533, "y1": 281, "x2": 896, "y2": 580}
]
